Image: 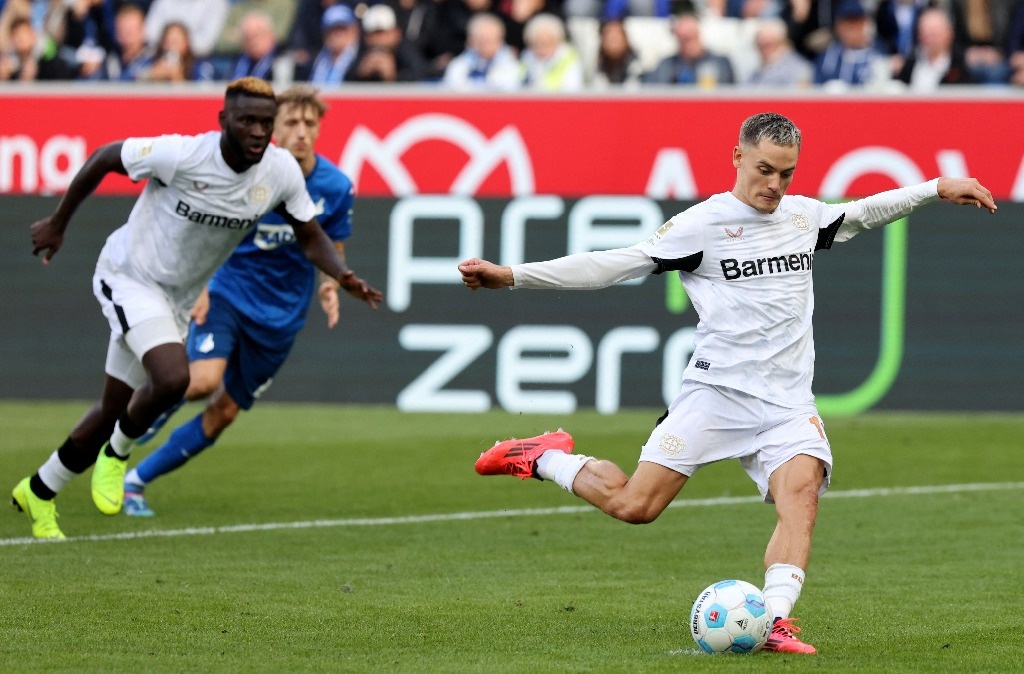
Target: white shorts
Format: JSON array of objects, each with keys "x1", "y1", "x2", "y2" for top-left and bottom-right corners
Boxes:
[
  {"x1": 639, "y1": 381, "x2": 833, "y2": 503},
  {"x1": 93, "y1": 268, "x2": 189, "y2": 389}
]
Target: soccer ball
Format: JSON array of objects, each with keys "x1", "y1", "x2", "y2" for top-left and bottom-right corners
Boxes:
[{"x1": 689, "y1": 579, "x2": 772, "y2": 654}]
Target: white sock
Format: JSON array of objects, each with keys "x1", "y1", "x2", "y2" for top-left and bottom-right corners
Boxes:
[
  {"x1": 108, "y1": 421, "x2": 134, "y2": 458},
  {"x1": 763, "y1": 563, "x2": 805, "y2": 620},
  {"x1": 124, "y1": 468, "x2": 146, "y2": 489},
  {"x1": 37, "y1": 451, "x2": 76, "y2": 493},
  {"x1": 535, "y1": 450, "x2": 592, "y2": 494}
]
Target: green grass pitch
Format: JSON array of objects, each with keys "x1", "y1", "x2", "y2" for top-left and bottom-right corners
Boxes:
[{"x1": 1, "y1": 402, "x2": 1022, "y2": 673}]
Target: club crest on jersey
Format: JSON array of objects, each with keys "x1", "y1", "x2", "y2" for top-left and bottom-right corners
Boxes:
[
  {"x1": 658, "y1": 433, "x2": 686, "y2": 457},
  {"x1": 314, "y1": 197, "x2": 326, "y2": 216},
  {"x1": 250, "y1": 185, "x2": 270, "y2": 203},
  {"x1": 724, "y1": 226, "x2": 744, "y2": 240},
  {"x1": 791, "y1": 213, "x2": 810, "y2": 232},
  {"x1": 197, "y1": 333, "x2": 215, "y2": 354}
]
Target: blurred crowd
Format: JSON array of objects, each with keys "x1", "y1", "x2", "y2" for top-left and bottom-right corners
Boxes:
[{"x1": 2, "y1": 0, "x2": 1024, "y2": 89}]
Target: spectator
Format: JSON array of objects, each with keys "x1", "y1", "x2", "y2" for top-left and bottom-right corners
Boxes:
[
  {"x1": 896, "y1": 6, "x2": 975, "y2": 88},
  {"x1": 228, "y1": 10, "x2": 277, "y2": 81},
  {"x1": 443, "y1": 11, "x2": 521, "y2": 89},
  {"x1": 813, "y1": 0, "x2": 887, "y2": 87},
  {"x1": 602, "y1": 0, "x2": 672, "y2": 20},
  {"x1": 286, "y1": 0, "x2": 328, "y2": 76},
  {"x1": 0, "y1": 15, "x2": 75, "y2": 80},
  {"x1": 84, "y1": 2, "x2": 152, "y2": 81},
  {"x1": 746, "y1": 16, "x2": 813, "y2": 87},
  {"x1": 787, "y1": 0, "x2": 846, "y2": 61},
  {"x1": 307, "y1": 3, "x2": 359, "y2": 86},
  {"x1": 433, "y1": 0, "x2": 500, "y2": 73},
  {"x1": 347, "y1": 3, "x2": 429, "y2": 82},
  {"x1": 592, "y1": 18, "x2": 643, "y2": 88},
  {"x1": 504, "y1": 0, "x2": 559, "y2": 53},
  {"x1": 1008, "y1": 0, "x2": 1024, "y2": 86},
  {"x1": 642, "y1": 12, "x2": 735, "y2": 86},
  {"x1": 56, "y1": 0, "x2": 116, "y2": 72},
  {"x1": 0, "y1": 0, "x2": 58, "y2": 54},
  {"x1": 519, "y1": 12, "x2": 584, "y2": 90},
  {"x1": 875, "y1": 0, "x2": 930, "y2": 61},
  {"x1": 390, "y1": 0, "x2": 447, "y2": 78},
  {"x1": 147, "y1": 21, "x2": 213, "y2": 82},
  {"x1": 215, "y1": 0, "x2": 296, "y2": 56},
  {"x1": 143, "y1": 0, "x2": 228, "y2": 58},
  {"x1": 951, "y1": 0, "x2": 1012, "y2": 83}
]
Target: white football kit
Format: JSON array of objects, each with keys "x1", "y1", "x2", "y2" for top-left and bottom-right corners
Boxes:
[
  {"x1": 511, "y1": 180, "x2": 940, "y2": 498},
  {"x1": 93, "y1": 132, "x2": 316, "y2": 387}
]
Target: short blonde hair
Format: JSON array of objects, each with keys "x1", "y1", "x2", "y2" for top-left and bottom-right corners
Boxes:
[{"x1": 225, "y1": 77, "x2": 276, "y2": 102}]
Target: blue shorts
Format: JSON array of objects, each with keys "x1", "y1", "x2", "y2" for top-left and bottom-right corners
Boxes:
[{"x1": 186, "y1": 293, "x2": 299, "y2": 410}]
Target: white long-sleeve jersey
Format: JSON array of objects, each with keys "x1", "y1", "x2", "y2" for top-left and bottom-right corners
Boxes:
[{"x1": 511, "y1": 180, "x2": 939, "y2": 407}]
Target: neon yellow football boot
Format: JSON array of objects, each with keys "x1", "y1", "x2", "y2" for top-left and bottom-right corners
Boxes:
[
  {"x1": 11, "y1": 477, "x2": 66, "y2": 540},
  {"x1": 92, "y1": 443, "x2": 128, "y2": 515}
]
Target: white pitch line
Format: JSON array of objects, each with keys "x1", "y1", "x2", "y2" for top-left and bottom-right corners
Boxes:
[{"x1": 3, "y1": 481, "x2": 1023, "y2": 547}]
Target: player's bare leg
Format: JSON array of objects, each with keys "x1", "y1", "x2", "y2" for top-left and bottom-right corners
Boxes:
[
  {"x1": 476, "y1": 431, "x2": 688, "y2": 524},
  {"x1": 136, "y1": 356, "x2": 227, "y2": 445},
  {"x1": 201, "y1": 388, "x2": 241, "y2": 439},
  {"x1": 70, "y1": 376, "x2": 136, "y2": 454},
  {"x1": 765, "y1": 453, "x2": 822, "y2": 570},
  {"x1": 124, "y1": 383, "x2": 240, "y2": 517},
  {"x1": 185, "y1": 357, "x2": 228, "y2": 401},
  {"x1": 761, "y1": 453, "x2": 823, "y2": 655},
  {"x1": 93, "y1": 343, "x2": 191, "y2": 514},
  {"x1": 571, "y1": 460, "x2": 688, "y2": 524},
  {"x1": 129, "y1": 343, "x2": 191, "y2": 426}
]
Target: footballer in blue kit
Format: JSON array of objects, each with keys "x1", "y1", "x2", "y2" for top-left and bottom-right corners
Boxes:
[
  {"x1": 123, "y1": 86, "x2": 379, "y2": 516},
  {"x1": 187, "y1": 153, "x2": 353, "y2": 410}
]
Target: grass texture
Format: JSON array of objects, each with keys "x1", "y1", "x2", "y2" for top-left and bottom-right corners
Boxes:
[{"x1": 1, "y1": 402, "x2": 1022, "y2": 673}]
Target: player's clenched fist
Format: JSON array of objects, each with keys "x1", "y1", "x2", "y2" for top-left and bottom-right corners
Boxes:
[{"x1": 458, "y1": 258, "x2": 514, "y2": 290}]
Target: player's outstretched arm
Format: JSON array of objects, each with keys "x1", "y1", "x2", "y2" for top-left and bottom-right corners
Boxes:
[
  {"x1": 293, "y1": 218, "x2": 382, "y2": 309},
  {"x1": 458, "y1": 258, "x2": 514, "y2": 290},
  {"x1": 30, "y1": 141, "x2": 127, "y2": 265},
  {"x1": 936, "y1": 177, "x2": 997, "y2": 213}
]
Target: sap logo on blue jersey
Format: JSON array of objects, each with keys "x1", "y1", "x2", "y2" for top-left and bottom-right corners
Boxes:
[{"x1": 253, "y1": 223, "x2": 296, "y2": 250}]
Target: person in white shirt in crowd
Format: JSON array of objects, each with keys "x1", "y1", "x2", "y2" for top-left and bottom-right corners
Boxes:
[
  {"x1": 458, "y1": 111, "x2": 996, "y2": 657},
  {"x1": 143, "y1": 0, "x2": 228, "y2": 58},
  {"x1": 746, "y1": 17, "x2": 814, "y2": 87},
  {"x1": 895, "y1": 6, "x2": 975, "y2": 89},
  {"x1": 519, "y1": 12, "x2": 584, "y2": 91},
  {"x1": 443, "y1": 12, "x2": 521, "y2": 90}
]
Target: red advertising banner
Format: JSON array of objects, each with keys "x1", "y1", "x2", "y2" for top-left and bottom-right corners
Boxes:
[{"x1": 2, "y1": 91, "x2": 1022, "y2": 200}]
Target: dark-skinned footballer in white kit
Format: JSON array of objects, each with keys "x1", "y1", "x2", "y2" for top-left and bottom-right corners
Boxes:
[{"x1": 14, "y1": 77, "x2": 381, "y2": 539}]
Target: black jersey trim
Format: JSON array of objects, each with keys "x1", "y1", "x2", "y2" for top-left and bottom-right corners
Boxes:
[
  {"x1": 815, "y1": 213, "x2": 846, "y2": 251},
  {"x1": 651, "y1": 251, "x2": 703, "y2": 274}
]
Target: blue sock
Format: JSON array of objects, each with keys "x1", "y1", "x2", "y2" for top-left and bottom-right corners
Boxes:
[{"x1": 133, "y1": 413, "x2": 215, "y2": 485}]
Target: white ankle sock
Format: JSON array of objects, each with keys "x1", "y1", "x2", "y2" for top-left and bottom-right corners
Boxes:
[
  {"x1": 535, "y1": 450, "x2": 592, "y2": 494},
  {"x1": 109, "y1": 421, "x2": 134, "y2": 458},
  {"x1": 763, "y1": 563, "x2": 805, "y2": 619},
  {"x1": 124, "y1": 468, "x2": 146, "y2": 490},
  {"x1": 37, "y1": 451, "x2": 76, "y2": 493}
]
